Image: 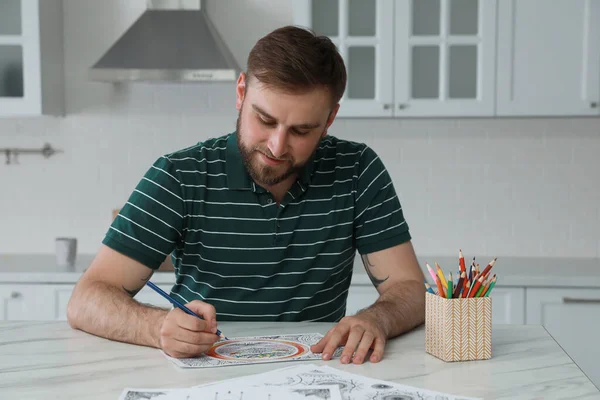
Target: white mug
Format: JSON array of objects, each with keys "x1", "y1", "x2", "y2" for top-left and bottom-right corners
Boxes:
[{"x1": 55, "y1": 237, "x2": 77, "y2": 268}]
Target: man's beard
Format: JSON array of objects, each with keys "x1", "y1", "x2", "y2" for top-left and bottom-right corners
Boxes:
[{"x1": 236, "y1": 109, "x2": 318, "y2": 186}]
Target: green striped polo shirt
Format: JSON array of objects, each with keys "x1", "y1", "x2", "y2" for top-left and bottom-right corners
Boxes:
[{"x1": 103, "y1": 131, "x2": 411, "y2": 322}]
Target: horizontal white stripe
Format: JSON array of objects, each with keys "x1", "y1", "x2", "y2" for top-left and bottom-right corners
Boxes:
[
  {"x1": 176, "y1": 170, "x2": 227, "y2": 176},
  {"x1": 125, "y1": 202, "x2": 182, "y2": 236},
  {"x1": 355, "y1": 194, "x2": 397, "y2": 221},
  {"x1": 151, "y1": 165, "x2": 180, "y2": 183},
  {"x1": 356, "y1": 221, "x2": 407, "y2": 240},
  {"x1": 185, "y1": 234, "x2": 352, "y2": 250},
  {"x1": 314, "y1": 165, "x2": 356, "y2": 173},
  {"x1": 356, "y1": 169, "x2": 386, "y2": 202},
  {"x1": 134, "y1": 189, "x2": 182, "y2": 218},
  {"x1": 197, "y1": 288, "x2": 350, "y2": 317},
  {"x1": 174, "y1": 253, "x2": 354, "y2": 280},
  {"x1": 182, "y1": 199, "x2": 274, "y2": 208},
  {"x1": 167, "y1": 156, "x2": 226, "y2": 163},
  {"x1": 108, "y1": 227, "x2": 168, "y2": 256},
  {"x1": 176, "y1": 268, "x2": 350, "y2": 292},
  {"x1": 182, "y1": 220, "x2": 353, "y2": 236},
  {"x1": 310, "y1": 178, "x2": 354, "y2": 187},
  {"x1": 358, "y1": 156, "x2": 379, "y2": 181},
  {"x1": 142, "y1": 177, "x2": 182, "y2": 201},
  {"x1": 305, "y1": 301, "x2": 347, "y2": 322},
  {"x1": 181, "y1": 247, "x2": 354, "y2": 265},
  {"x1": 363, "y1": 208, "x2": 402, "y2": 226},
  {"x1": 117, "y1": 215, "x2": 175, "y2": 244},
  {"x1": 185, "y1": 205, "x2": 353, "y2": 222}
]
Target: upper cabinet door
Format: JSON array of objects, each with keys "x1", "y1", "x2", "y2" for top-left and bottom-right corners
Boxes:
[
  {"x1": 496, "y1": 0, "x2": 600, "y2": 116},
  {"x1": 0, "y1": 0, "x2": 42, "y2": 116},
  {"x1": 394, "y1": 0, "x2": 497, "y2": 116},
  {"x1": 292, "y1": 0, "x2": 395, "y2": 117}
]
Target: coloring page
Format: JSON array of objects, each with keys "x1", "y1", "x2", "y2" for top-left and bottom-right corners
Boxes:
[
  {"x1": 165, "y1": 333, "x2": 343, "y2": 368},
  {"x1": 119, "y1": 384, "x2": 342, "y2": 400},
  {"x1": 195, "y1": 364, "x2": 481, "y2": 400}
]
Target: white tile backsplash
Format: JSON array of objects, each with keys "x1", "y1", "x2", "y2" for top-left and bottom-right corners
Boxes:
[{"x1": 0, "y1": 0, "x2": 598, "y2": 259}]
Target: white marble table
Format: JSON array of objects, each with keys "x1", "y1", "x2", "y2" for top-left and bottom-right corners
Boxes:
[{"x1": 0, "y1": 322, "x2": 598, "y2": 399}]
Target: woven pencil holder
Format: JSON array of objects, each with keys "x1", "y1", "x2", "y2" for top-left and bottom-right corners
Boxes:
[{"x1": 425, "y1": 292, "x2": 492, "y2": 362}]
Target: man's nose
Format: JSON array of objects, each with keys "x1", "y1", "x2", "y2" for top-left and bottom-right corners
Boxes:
[{"x1": 267, "y1": 127, "x2": 289, "y2": 159}]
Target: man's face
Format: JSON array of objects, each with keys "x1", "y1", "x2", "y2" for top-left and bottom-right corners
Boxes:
[{"x1": 235, "y1": 73, "x2": 339, "y2": 186}]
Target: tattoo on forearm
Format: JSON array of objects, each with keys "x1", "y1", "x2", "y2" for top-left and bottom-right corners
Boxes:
[
  {"x1": 361, "y1": 254, "x2": 389, "y2": 288},
  {"x1": 122, "y1": 270, "x2": 153, "y2": 297}
]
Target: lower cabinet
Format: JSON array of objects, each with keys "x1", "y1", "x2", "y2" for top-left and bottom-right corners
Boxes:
[
  {"x1": 346, "y1": 285, "x2": 380, "y2": 316},
  {"x1": 0, "y1": 283, "x2": 174, "y2": 321},
  {"x1": 489, "y1": 287, "x2": 525, "y2": 324},
  {"x1": 526, "y1": 288, "x2": 600, "y2": 389}
]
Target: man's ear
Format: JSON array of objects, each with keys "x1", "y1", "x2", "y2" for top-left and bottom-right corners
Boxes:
[
  {"x1": 236, "y1": 72, "x2": 247, "y2": 110},
  {"x1": 322, "y1": 104, "x2": 340, "y2": 137}
]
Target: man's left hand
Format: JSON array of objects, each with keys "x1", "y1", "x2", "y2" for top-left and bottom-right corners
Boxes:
[{"x1": 310, "y1": 313, "x2": 387, "y2": 364}]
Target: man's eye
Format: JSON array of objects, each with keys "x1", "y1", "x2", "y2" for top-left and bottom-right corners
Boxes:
[
  {"x1": 293, "y1": 129, "x2": 310, "y2": 136},
  {"x1": 259, "y1": 118, "x2": 275, "y2": 126}
]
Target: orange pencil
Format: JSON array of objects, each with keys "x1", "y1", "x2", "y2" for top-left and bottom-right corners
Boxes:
[
  {"x1": 459, "y1": 249, "x2": 466, "y2": 273},
  {"x1": 434, "y1": 274, "x2": 446, "y2": 298},
  {"x1": 479, "y1": 274, "x2": 496, "y2": 297},
  {"x1": 468, "y1": 276, "x2": 484, "y2": 298}
]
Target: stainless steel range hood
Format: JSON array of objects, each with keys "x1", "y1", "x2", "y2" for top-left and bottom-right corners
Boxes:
[{"x1": 89, "y1": 0, "x2": 240, "y2": 82}]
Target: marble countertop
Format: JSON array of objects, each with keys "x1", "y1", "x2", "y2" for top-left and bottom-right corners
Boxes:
[
  {"x1": 0, "y1": 322, "x2": 597, "y2": 399},
  {"x1": 0, "y1": 253, "x2": 599, "y2": 287}
]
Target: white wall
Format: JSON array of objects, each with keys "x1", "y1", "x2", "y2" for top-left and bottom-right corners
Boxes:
[{"x1": 0, "y1": 0, "x2": 599, "y2": 258}]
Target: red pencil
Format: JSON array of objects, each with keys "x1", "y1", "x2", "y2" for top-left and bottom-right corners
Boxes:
[
  {"x1": 468, "y1": 276, "x2": 484, "y2": 298},
  {"x1": 459, "y1": 249, "x2": 466, "y2": 273},
  {"x1": 475, "y1": 257, "x2": 497, "y2": 281},
  {"x1": 461, "y1": 280, "x2": 471, "y2": 298},
  {"x1": 453, "y1": 271, "x2": 466, "y2": 298}
]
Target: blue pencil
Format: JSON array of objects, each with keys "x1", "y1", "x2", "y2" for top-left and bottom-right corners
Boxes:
[{"x1": 146, "y1": 281, "x2": 227, "y2": 340}]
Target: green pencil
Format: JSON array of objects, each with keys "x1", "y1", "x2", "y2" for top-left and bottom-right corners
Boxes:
[
  {"x1": 484, "y1": 277, "x2": 497, "y2": 297},
  {"x1": 447, "y1": 272, "x2": 453, "y2": 299}
]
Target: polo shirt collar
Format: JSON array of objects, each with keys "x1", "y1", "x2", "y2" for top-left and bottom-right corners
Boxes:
[{"x1": 226, "y1": 130, "x2": 317, "y2": 190}]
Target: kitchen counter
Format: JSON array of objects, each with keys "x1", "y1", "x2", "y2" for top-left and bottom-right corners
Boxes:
[
  {"x1": 0, "y1": 253, "x2": 599, "y2": 287},
  {"x1": 0, "y1": 321, "x2": 598, "y2": 399}
]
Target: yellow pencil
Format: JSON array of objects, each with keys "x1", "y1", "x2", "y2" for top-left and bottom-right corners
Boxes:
[{"x1": 435, "y1": 262, "x2": 448, "y2": 288}]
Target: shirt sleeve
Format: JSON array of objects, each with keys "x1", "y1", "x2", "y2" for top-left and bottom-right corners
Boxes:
[
  {"x1": 354, "y1": 146, "x2": 411, "y2": 255},
  {"x1": 102, "y1": 155, "x2": 184, "y2": 269}
]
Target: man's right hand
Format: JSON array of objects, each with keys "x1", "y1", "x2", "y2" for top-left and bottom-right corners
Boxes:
[{"x1": 159, "y1": 300, "x2": 220, "y2": 358}]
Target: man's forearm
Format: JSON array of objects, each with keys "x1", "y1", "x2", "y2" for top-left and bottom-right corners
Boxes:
[
  {"x1": 67, "y1": 280, "x2": 168, "y2": 348},
  {"x1": 357, "y1": 280, "x2": 425, "y2": 339}
]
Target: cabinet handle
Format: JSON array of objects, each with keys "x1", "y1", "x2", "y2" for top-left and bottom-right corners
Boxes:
[
  {"x1": 398, "y1": 103, "x2": 408, "y2": 110},
  {"x1": 562, "y1": 297, "x2": 600, "y2": 304},
  {"x1": 10, "y1": 292, "x2": 22, "y2": 299},
  {"x1": 383, "y1": 104, "x2": 391, "y2": 110},
  {"x1": 591, "y1": 102, "x2": 598, "y2": 108}
]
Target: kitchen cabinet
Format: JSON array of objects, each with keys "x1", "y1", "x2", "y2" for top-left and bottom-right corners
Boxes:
[
  {"x1": 394, "y1": 0, "x2": 497, "y2": 116},
  {"x1": 0, "y1": 0, "x2": 64, "y2": 117},
  {"x1": 292, "y1": 0, "x2": 395, "y2": 117},
  {"x1": 293, "y1": 0, "x2": 497, "y2": 117},
  {"x1": 496, "y1": 0, "x2": 600, "y2": 116},
  {"x1": 0, "y1": 283, "x2": 173, "y2": 321},
  {"x1": 293, "y1": 0, "x2": 600, "y2": 117},
  {"x1": 488, "y1": 287, "x2": 525, "y2": 324},
  {"x1": 526, "y1": 288, "x2": 600, "y2": 389}
]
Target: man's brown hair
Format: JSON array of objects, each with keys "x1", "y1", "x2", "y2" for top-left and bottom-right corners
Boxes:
[{"x1": 246, "y1": 25, "x2": 347, "y2": 107}]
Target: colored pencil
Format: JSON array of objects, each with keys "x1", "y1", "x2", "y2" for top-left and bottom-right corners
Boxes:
[
  {"x1": 475, "y1": 257, "x2": 497, "y2": 281},
  {"x1": 435, "y1": 262, "x2": 448, "y2": 288},
  {"x1": 447, "y1": 272, "x2": 453, "y2": 299},
  {"x1": 435, "y1": 274, "x2": 446, "y2": 298},
  {"x1": 484, "y1": 276, "x2": 497, "y2": 297},
  {"x1": 425, "y1": 262, "x2": 438, "y2": 283},
  {"x1": 424, "y1": 280, "x2": 435, "y2": 294},
  {"x1": 480, "y1": 274, "x2": 495, "y2": 297},
  {"x1": 475, "y1": 278, "x2": 487, "y2": 297},
  {"x1": 468, "y1": 276, "x2": 484, "y2": 298},
  {"x1": 459, "y1": 249, "x2": 466, "y2": 273},
  {"x1": 461, "y1": 280, "x2": 471, "y2": 298},
  {"x1": 453, "y1": 271, "x2": 466, "y2": 298},
  {"x1": 146, "y1": 281, "x2": 228, "y2": 340}
]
